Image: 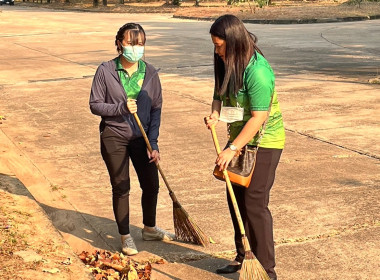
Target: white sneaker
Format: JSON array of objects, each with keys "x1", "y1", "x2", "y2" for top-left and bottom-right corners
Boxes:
[
  {"x1": 121, "y1": 235, "x2": 138, "y2": 256},
  {"x1": 142, "y1": 227, "x2": 175, "y2": 241}
]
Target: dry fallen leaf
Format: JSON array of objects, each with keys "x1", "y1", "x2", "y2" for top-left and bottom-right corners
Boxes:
[
  {"x1": 128, "y1": 265, "x2": 139, "y2": 280},
  {"x1": 61, "y1": 257, "x2": 72, "y2": 265},
  {"x1": 42, "y1": 268, "x2": 60, "y2": 274}
]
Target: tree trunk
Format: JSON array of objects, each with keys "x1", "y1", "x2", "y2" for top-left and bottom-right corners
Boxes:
[
  {"x1": 93, "y1": 0, "x2": 98, "y2": 7},
  {"x1": 103, "y1": 0, "x2": 107, "y2": 6}
]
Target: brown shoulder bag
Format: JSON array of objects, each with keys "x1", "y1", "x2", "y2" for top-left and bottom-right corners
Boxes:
[{"x1": 213, "y1": 96, "x2": 273, "y2": 188}]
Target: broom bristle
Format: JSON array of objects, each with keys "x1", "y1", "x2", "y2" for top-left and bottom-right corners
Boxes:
[
  {"x1": 239, "y1": 251, "x2": 270, "y2": 280},
  {"x1": 173, "y1": 202, "x2": 209, "y2": 246}
]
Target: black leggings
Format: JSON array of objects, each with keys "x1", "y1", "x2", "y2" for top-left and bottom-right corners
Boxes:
[
  {"x1": 227, "y1": 147, "x2": 282, "y2": 279},
  {"x1": 100, "y1": 126, "x2": 159, "y2": 235}
]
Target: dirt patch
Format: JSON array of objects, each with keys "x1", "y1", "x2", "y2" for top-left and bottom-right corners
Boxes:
[
  {"x1": 174, "y1": 0, "x2": 380, "y2": 21},
  {"x1": 0, "y1": 183, "x2": 91, "y2": 279},
  {"x1": 15, "y1": 0, "x2": 380, "y2": 21}
]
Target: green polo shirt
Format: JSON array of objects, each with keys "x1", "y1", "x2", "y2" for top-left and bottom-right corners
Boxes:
[
  {"x1": 214, "y1": 52, "x2": 285, "y2": 149},
  {"x1": 115, "y1": 57, "x2": 146, "y2": 100}
]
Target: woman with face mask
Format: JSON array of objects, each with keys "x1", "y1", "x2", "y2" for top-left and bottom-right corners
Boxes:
[
  {"x1": 205, "y1": 15, "x2": 285, "y2": 280},
  {"x1": 90, "y1": 23, "x2": 174, "y2": 256}
]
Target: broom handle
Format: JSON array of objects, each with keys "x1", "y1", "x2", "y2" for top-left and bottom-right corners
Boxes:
[
  {"x1": 133, "y1": 113, "x2": 178, "y2": 203},
  {"x1": 210, "y1": 125, "x2": 250, "y2": 245}
]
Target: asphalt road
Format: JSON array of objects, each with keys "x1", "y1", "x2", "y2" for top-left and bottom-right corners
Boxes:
[{"x1": 0, "y1": 5, "x2": 379, "y2": 280}]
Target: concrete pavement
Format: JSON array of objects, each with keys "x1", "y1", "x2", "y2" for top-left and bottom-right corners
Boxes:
[{"x1": 0, "y1": 6, "x2": 379, "y2": 280}]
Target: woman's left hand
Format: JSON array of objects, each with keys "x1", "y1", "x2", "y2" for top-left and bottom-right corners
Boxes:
[
  {"x1": 216, "y1": 148, "x2": 236, "y2": 171},
  {"x1": 148, "y1": 150, "x2": 160, "y2": 164}
]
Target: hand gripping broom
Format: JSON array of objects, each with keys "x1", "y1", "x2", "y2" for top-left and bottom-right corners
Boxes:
[
  {"x1": 209, "y1": 124, "x2": 270, "y2": 280},
  {"x1": 133, "y1": 113, "x2": 210, "y2": 246}
]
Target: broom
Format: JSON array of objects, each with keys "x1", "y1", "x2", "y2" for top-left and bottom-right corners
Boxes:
[
  {"x1": 133, "y1": 112, "x2": 210, "y2": 246},
  {"x1": 209, "y1": 124, "x2": 270, "y2": 280}
]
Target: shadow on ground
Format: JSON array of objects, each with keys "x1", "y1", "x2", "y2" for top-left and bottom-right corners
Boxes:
[{"x1": 0, "y1": 172, "x2": 239, "y2": 279}]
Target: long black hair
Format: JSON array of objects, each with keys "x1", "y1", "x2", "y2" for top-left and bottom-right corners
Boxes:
[
  {"x1": 210, "y1": 15, "x2": 263, "y2": 96},
  {"x1": 115, "y1": 23, "x2": 146, "y2": 54}
]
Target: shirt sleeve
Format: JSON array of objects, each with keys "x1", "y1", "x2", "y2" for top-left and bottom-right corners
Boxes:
[
  {"x1": 245, "y1": 64, "x2": 275, "y2": 111},
  {"x1": 89, "y1": 64, "x2": 129, "y2": 117},
  {"x1": 147, "y1": 74, "x2": 162, "y2": 152}
]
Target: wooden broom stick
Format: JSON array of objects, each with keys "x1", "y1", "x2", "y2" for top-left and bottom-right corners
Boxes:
[
  {"x1": 210, "y1": 125, "x2": 248, "y2": 240},
  {"x1": 132, "y1": 112, "x2": 209, "y2": 246},
  {"x1": 132, "y1": 113, "x2": 176, "y2": 201},
  {"x1": 210, "y1": 124, "x2": 270, "y2": 280}
]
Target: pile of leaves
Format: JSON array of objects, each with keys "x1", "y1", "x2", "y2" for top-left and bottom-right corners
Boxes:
[{"x1": 79, "y1": 250, "x2": 156, "y2": 280}]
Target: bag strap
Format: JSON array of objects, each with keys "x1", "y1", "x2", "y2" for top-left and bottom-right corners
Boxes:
[{"x1": 255, "y1": 93, "x2": 274, "y2": 147}]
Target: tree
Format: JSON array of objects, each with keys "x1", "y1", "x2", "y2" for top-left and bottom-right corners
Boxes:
[{"x1": 227, "y1": 0, "x2": 270, "y2": 7}]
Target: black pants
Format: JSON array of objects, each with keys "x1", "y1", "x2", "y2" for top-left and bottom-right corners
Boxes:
[
  {"x1": 227, "y1": 148, "x2": 282, "y2": 279},
  {"x1": 100, "y1": 126, "x2": 159, "y2": 235}
]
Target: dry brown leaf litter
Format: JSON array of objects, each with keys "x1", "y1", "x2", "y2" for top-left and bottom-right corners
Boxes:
[{"x1": 79, "y1": 250, "x2": 166, "y2": 280}]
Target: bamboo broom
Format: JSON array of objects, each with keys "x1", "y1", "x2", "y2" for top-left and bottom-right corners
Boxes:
[
  {"x1": 133, "y1": 112, "x2": 209, "y2": 246},
  {"x1": 210, "y1": 125, "x2": 270, "y2": 280}
]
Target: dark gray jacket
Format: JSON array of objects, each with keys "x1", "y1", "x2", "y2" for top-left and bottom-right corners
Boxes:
[{"x1": 89, "y1": 58, "x2": 162, "y2": 151}]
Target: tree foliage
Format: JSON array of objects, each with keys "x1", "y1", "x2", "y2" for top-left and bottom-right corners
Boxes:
[{"x1": 227, "y1": 0, "x2": 270, "y2": 8}]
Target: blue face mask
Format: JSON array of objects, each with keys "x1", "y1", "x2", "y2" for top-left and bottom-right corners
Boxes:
[{"x1": 122, "y1": 45, "x2": 144, "y2": 63}]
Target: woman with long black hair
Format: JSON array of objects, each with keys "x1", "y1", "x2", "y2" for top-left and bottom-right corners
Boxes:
[{"x1": 205, "y1": 15, "x2": 285, "y2": 280}]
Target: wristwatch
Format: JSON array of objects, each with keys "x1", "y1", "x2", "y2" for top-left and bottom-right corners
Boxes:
[{"x1": 229, "y1": 143, "x2": 238, "y2": 152}]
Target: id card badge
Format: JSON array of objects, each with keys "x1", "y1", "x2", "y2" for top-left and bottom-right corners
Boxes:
[{"x1": 219, "y1": 106, "x2": 244, "y2": 123}]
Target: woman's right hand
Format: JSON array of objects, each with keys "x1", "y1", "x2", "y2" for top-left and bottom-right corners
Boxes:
[
  {"x1": 204, "y1": 112, "x2": 219, "y2": 129},
  {"x1": 127, "y1": 99, "x2": 137, "y2": 114}
]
